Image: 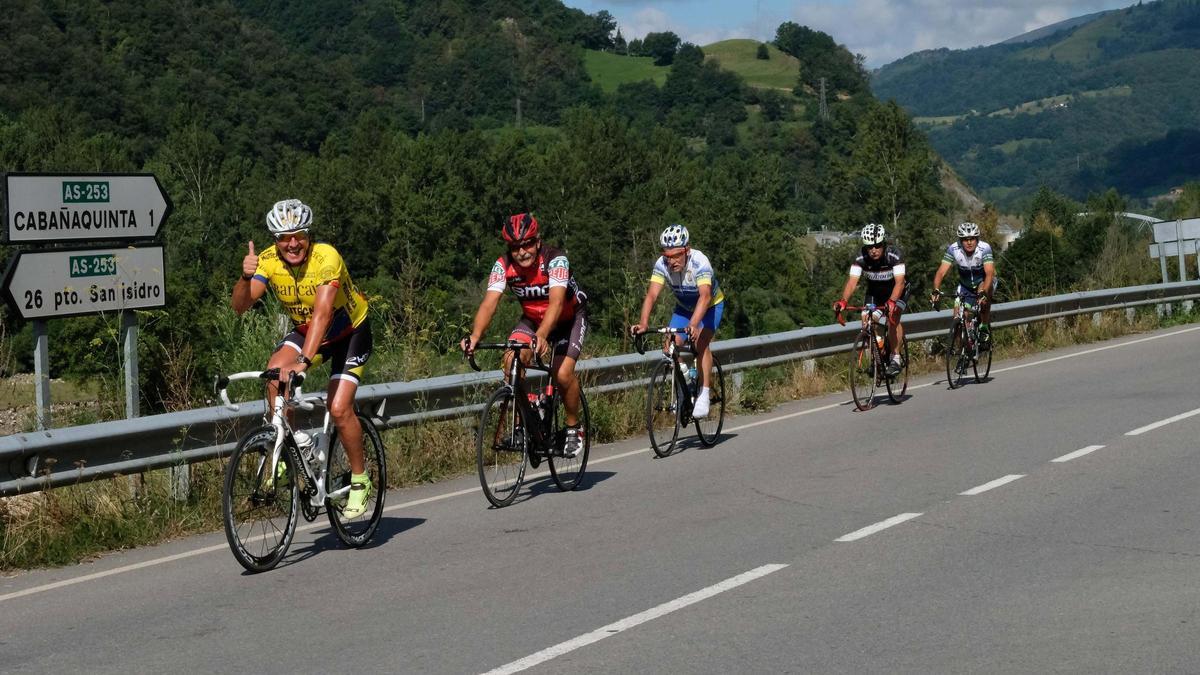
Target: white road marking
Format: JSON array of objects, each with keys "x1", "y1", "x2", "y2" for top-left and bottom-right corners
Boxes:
[
  {"x1": 835, "y1": 513, "x2": 923, "y2": 542},
  {"x1": 959, "y1": 474, "x2": 1025, "y2": 496},
  {"x1": 3, "y1": 325, "x2": 1196, "y2": 602},
  {"x1": 1052, "y1": 445, "x2": 1105, "y2": 463},
  {"x1": 479, "y1": 564, "x2": 788, "y2": 675},
  {"x1": 1125, "y1": 407, "x2": 1200, "y2": 436}
]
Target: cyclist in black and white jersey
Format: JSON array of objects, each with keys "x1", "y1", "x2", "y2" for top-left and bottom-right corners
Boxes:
[
  {"x1": 833, "y1": 223, "x2": 910, "y2": 377},
  {"x1": 931, "y1": 221, "x2": 996, "y2": 348}
]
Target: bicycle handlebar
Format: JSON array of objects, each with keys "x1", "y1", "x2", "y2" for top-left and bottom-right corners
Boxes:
[
  {"x1": 214, "y1": 369, "x2": 312, "y2": 412},
  {"x1": 632, "y1": 327, "x2": 693, "y2": 355},
  {"x1": 465, "y1": 340, "x2": 551, "y2": 372}
]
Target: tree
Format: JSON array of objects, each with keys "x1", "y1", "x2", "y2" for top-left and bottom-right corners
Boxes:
[
  {"x1": 756, "y1": 43, "x2": 770, "y2": 60},
  {"x1": 642, "y1": 31, "x2": 681, "y2": 66}
]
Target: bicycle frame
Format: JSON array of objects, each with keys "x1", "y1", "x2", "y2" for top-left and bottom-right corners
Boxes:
[
  {"x1": 468, "y1": 342, "x2": 556, "y2": 453},
  {"x1": 217, "y1": 370, "x2": 350, "y2": 509},
  {"x1": 635, "y1": 327, "x2": 699, "y2": 421}
]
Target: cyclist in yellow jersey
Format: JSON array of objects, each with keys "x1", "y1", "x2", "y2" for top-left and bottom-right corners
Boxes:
[{"x1": 231, "y1": 199, "x2": 374, "y2": 518}]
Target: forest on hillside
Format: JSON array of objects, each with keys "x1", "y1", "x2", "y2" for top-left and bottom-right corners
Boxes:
[
  {"x1": 0, "y1": 0, "x2": 1163, "y2": 416},
  {"x1": 872, "y1": 0, "x2": 1200, "y2": 207}
]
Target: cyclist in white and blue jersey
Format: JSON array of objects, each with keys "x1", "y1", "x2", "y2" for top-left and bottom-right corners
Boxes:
[
  {"x1": 630, "y1": 224, "x2": 726, "y2": 418},
  {"x1": 931, "y1": 221, "x2": 996, "y2": 348}
]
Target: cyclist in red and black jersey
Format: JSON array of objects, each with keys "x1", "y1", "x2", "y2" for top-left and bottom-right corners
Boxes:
[{"x1": 462, "y1": 214, "x2": 589, "y2": 458}]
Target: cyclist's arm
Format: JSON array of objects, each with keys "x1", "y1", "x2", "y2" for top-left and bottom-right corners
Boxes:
[
  {"x1": 468, "y1": 291, "x2": 503, "y2": 346},
  {"x1": 931, "y1": 260, "x2": 952, "y2": 294},
  {"x1": 837, "y1": 275, "x2": 858, "y2": 305},
  {"x1": 536, "y1": 286, "x2": 567, "y2": 343},
  {"x1": 889, "y1": 273, "x2": 905, "y2": 304},
  {"x1": 688, "y1": 284, "x2": 712, "y2": 329},
  {"x1": 637, "y1": 281, "x2": 664, "y2": 329},
  {"x1": 980, "y1": 261, "x2": 995, "y2": 298},
  {"x1": 298, "y1": 285, "x2": 337, "y2": 363},
  {"x1": 231, "y1": 277, "x2": 267, "y2": 315}
]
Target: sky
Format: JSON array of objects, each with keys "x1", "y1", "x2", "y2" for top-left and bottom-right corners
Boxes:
[{"x1": 564, "y1": 0, "x2": 1138, "y2": 68}]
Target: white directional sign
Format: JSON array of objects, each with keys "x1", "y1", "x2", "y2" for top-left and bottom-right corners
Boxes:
[
  {"x1": 2, "y1": 246, "x2": 166, "y2": 319},
  {"x1": 1152, "y1": 218, "x2": 1200, "y2": 244},
  {"x1": 4, "y1": 173, "x2": 172, "y2": 243},
  {"x1": 1149, "y1": 240, "x2": 1198, "y2": 258}
]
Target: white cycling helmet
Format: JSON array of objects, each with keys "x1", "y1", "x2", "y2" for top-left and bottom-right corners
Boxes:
[
  {"x1": 660, "y1": 223, "x2": 690, "y2": 248},
  {"x1": 956, "y1": 221, "x2": 980, "y2": 238},
  {"x1": 266, "y1": 199, "x2": 313, "y2": 235},
  {"x1": 860, "y1": 223, "x2": 886, "y2": 246}
]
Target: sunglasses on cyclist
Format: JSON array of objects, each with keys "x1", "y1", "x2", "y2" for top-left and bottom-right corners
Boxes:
[
  {"x1": 507, "y1": 238, "x2": 538, "y2": 251},
  {"x1": 274, "y1": 230, "x2": 310, "y2": 243}
]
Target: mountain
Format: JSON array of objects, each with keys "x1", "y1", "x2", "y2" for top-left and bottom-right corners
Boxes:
[
  {"x1": 872, "y1": 0, "x2": 1200, "y2": 208},
  {"x1": 997, "y1": 9, "x2": 1117, "y2": 45}
]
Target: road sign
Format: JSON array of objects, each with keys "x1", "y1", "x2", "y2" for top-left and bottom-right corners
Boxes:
[
  {"x1": 1149, "y1": 240, "x2": 1198, "y2": 257},
  {"x1": 2, "y1": 246, "x2": 166, "y2": 319},
  {"x1": 1152, "y1": 218, "x2": 1200, "y2": 244},
  {"x1": 4, "y1": 173, "x2": 172, "y2": 243}
]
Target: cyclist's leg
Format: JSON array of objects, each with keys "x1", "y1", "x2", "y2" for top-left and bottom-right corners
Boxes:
[
  {"x1": 694, "y1": 302, "x2": 723, "y2": 388},
  {"x1": 667, "y1": 307, "x2": 691, "y2": 354},
  {"x1": 268, "y1": 331, "x2": 308, "y2": 426},
  {"x1": 503, "y1": 319, "x2": 538, "y2": 381},
  {"x1": 980, "y1": 278, "x2": 997, "y2": 326},
  {"x1": 325, "y1": 321, "x2": 373, "y2": 475},
  {"x1": 887, "y1": 285, "x2": 911, "y2": 353},
  {"x1": 550, "y1": 311, "x2": 587, "y2": 426}
]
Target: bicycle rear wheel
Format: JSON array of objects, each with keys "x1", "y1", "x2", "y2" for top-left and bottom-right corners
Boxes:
[
  {"x1": 548, "y1": 389, "x2": 590, "y2": 491},
  {"x1": 647, "y1": 360, "x2": 682, "y2": 457},
  {"x1": 476, "y1": 388, "x2": 526, "y2": 507},
  {"x1": 848, "y1": 331, "x2": 878, "y2": 411},
  {"x1": 222, "y1": 426, "x2": 298, "y2": 572},
  {"x1": 695, "y1": 354, "x2": 725, "y2": 446},
  {"x1": 325, "y1": 414, "x2": 387, "y2": 547},
  {"x1": 886, "y1": 336, "x2": 909, "y2": 403},
  {"x1": 945, "y1": 321, "x2": 967, "y2": 390}
]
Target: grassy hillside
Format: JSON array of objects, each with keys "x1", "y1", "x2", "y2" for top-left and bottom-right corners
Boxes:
[
  {"x1": 702, "y1": 39, "x2": 801, "y2": 91},
  {"x1": 583, "y1": 50, "x2": 668, "y2": 92}
]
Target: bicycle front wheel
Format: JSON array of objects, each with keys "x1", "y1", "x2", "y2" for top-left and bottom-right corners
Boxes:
[
  {"x1": 325, "y1": 414, "x2": 387, "y2": 548},
  {"x1": 548, "y1": 389, "x2": 590, "y2": 491},
  {"x1": 945, "y1": 321, "x2": 966, "y2": 390},
  {"x1": 974, "y1": 331, "x2": 993, "y2": 382},
  {"x1": 848, "y1": 331, "x2": 878, "y2": 411},
  {"x1": 647, "y1": 360, "x2": 682, "y2": 457},
  {"x1": 476, "y1": 388, "x2": 527, "y2": 507},
  {"x1": 695, "y1": 354, "x2": 725, "y2": 446},
  {"x1": 222, "y1": 426, "x2": 298, "y2": 572},
  {"x1": 886, "y1": 336, "x2": 909, "y2": 403}
]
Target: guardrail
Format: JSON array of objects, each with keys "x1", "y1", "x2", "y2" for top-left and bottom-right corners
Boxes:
[{"x1": 3, "y1": 281, "x2": 1199, "y2": 496}]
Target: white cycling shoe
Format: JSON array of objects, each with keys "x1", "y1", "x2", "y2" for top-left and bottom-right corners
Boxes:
[{"x1": 692, "y1": 389, "x2": 711, "y2": 419}]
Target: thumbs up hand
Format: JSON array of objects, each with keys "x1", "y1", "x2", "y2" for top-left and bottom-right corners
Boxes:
[{"x1": 242, "y1": 240, "x2": 258, "y2": 279}]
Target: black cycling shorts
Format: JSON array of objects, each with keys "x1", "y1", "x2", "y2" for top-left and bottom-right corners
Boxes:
[
  {"x1": 508, "y1": 310, "x2": 588, "y2": 361},
  {"x1": 278, "y1": 319, "x2": 373, "y2": 384}
]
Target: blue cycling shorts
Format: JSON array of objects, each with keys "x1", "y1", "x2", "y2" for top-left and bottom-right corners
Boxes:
[{"x1": 669, "y1": 302, "x2": 724, "y2": 332}]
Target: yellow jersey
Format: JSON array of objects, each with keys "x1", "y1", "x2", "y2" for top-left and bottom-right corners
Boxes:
[{"x1": 252, "y1": 242, "x2": 368, "y2": 341}]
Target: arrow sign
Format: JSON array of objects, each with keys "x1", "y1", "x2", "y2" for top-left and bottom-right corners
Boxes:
[
  {"x1": 4, "y1": 173, "x2": 172, "y2": 243},
  {"x1": 2, "y1": 246, "x2": 166, "y2": 319}
]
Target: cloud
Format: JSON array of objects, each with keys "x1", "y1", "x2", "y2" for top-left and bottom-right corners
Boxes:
[{"x1": 788, "y1": 0, "x2": 1131, "y2": 67}]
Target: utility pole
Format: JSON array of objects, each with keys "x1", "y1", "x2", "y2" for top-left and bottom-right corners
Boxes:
[{"x1": 819, "y1": 77, "x2": 829, "y2": 121}]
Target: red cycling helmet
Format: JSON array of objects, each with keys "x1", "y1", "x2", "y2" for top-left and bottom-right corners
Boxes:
[{"x1": 502, "y1": 213, "x2": 540, "y2": 244}]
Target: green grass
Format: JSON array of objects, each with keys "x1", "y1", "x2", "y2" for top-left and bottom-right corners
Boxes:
[
  {"x1": 702, "y1": 39, "x2": 801, "y2": 92},
  {"x1": 995, "y1": 138, "x2": 1052, "y2": 155},
  {"x1": 1019, "y1": 12, "x2": 1123, "y2": 64},
  {"x1": 583, "y1": 50, "x2": 668, "y2": 92}
]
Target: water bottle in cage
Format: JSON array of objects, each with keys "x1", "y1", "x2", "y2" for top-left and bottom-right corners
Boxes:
[{"x1": 294, "y1": 430, "x2": 317, "y2": 463}]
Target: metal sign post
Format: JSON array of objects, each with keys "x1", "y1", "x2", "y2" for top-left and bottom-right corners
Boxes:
[{"x1": 32, "y1": 320, "x2": 50, "y2": 430}]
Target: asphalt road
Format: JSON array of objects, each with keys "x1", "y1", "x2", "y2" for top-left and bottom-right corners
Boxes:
[{"x1": 3, "y1": 325, "x2": 1199, "y2": 674}]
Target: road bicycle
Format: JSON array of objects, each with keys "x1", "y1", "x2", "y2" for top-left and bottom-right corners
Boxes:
[
  {"x1": 838, "y1": 304, "x2": 908, "y2": 411},
  {"x1": 216, "y1": 369, "x2": 386, "y2": 572},
  {"x1": 634, "y1": 327, "x2": 726, "y2": 457},
  {"x1": 934, "y1": 291, "x2": 992, "y2": 388},
  {"x1": 467, "y1": 341, "x2": 590, "y2": 508}
]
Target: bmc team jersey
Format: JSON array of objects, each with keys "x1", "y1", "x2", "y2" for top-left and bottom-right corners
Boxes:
[
  {"x1": 252, "y1": 242, "x2": 369, "y2": 343},
  {"x1": 486, "y1": 245, "x2": 586, "y2": 323},
  {"x1": 849, "y1": 245, "x2": 908, "y2": 299},
  {"x1": 650, "y1": 249, "x2": 726, "y2": 313},
  {"x1": 942, "y1": 241, "x2": 994, "y2": 290}
]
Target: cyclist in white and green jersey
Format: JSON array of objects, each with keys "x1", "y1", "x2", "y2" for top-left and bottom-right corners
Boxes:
[{"x1": 931, "y1": 221, "x2": 996, "y2": 348}]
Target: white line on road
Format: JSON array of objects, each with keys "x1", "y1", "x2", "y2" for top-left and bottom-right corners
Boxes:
[
  {"x1": 4, "y1": 325, "x2": 1196, "y2": 602},
  {"x1": 959, "y1": 474, "x2": 1025, "y2": 495},
  {"x1": 1052, "y1": 445, "x2": 1105, "y2": 463},
  {"x1": 1125, "y1": 407, "x2": 1200, "y2": 436},
  {"x1": 835, "y1": 513, "x2": 923, "y2": 542},
  {"x1": 479, "y1": 564, "x2": 788, "y2": 675}
]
